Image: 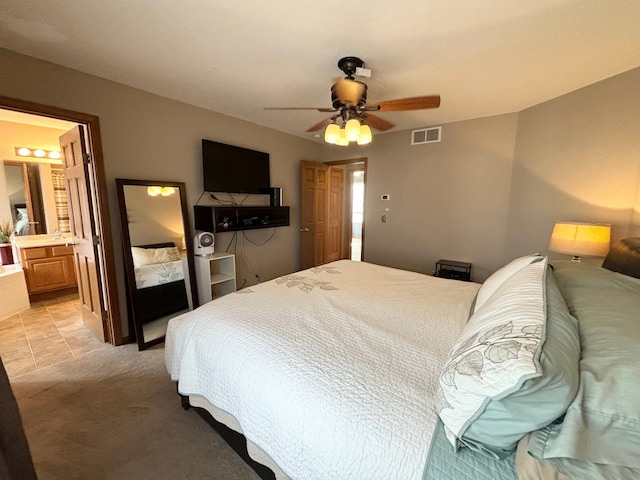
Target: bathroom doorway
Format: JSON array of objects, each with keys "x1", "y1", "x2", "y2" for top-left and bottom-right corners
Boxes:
[{"x1": 0, "y1": 96, "x2": 121, "y2": 346}]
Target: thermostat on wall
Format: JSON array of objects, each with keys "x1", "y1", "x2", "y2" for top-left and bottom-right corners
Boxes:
[{"x1": 381, "y1": 194, "x2": 390, "y2": 200}]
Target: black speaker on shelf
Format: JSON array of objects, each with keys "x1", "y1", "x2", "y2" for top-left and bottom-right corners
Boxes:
[{"x1": 269, "y1": 187, "x2": 282, "y2": 207}]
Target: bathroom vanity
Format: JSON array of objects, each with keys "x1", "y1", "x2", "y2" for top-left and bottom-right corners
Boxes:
[{"x1": 13, "y1": 235, "x2": 77, "y2": 295}]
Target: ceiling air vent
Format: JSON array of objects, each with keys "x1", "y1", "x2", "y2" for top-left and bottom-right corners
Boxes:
[{"x1": 411, "y1": 126, "x2": 442, "y2": 145}]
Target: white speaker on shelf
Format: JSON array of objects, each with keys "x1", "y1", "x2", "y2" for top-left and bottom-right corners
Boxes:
[{"x1": 194, "y1": 232, "x2": 215, "y2": 256}]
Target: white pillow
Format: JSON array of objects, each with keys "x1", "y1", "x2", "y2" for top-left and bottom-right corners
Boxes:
[
  {"x1": 131, "y1": 246, "x2": 181, "y2": 268},
  {"x1": 474, "y1": 254, "x2": 541, "y2": 312},
  {"x1": 437, "y1": 256, "x2": 548, "y2": 448}
]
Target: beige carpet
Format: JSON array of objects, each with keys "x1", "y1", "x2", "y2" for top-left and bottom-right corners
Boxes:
[{"x1": 9, "y1": 343, "x2": 260, "y2": 480}]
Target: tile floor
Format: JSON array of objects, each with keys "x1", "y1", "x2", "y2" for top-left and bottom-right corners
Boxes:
[{"x1": 0, "y1": 293, "x2": 105, "y2": 379}]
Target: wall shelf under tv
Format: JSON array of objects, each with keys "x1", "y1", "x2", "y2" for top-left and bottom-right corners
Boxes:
[{"x1": 194, "y1": 205, "x2": 290, "y2": 233}]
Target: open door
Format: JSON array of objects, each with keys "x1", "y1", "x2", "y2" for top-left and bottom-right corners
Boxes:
[
  {"x1": 300, "y1": 160, "x2": 328, "y2": 269},
  {"x1": 59, "y1": 126, "x2": 106, "y2": 341},
  {"x1": 326, "y1": 167, "x2": 345, "y2": 263}
]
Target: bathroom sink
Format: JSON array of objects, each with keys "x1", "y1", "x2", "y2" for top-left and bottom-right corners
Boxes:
[{"x1": 13, "y1": 235, "x2": 74, "y2": 248}]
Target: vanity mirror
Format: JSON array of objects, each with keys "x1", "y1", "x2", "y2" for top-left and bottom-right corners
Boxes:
[
  {"x1": 115, "y1": 179, "x2": 198, "y2": 350},
  {"x1": 3, "y1": 160, "x2": 65, "y2": 236}
]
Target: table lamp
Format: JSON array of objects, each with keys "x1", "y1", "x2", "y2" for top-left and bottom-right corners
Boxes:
[{"x1": 548, "y1": 221, "x2": 611, "y2": 262}]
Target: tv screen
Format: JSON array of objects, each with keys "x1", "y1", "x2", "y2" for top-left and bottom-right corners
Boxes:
[{"x1": 202, "y1": 139, "x2": 270, "y2": 194}]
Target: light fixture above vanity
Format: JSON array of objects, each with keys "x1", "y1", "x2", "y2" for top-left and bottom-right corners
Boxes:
[{"x1": 14, "y1": 146, "x2": 61, "y2": 160}]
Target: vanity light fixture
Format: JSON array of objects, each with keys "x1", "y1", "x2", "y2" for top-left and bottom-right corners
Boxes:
[{"x1": 15, "y1": 147, "x2": 62, "y2": 160}]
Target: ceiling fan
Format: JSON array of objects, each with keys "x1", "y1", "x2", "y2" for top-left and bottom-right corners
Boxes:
[{"x1": 264, "y1": 56, "x2": 440, "y2": 145}]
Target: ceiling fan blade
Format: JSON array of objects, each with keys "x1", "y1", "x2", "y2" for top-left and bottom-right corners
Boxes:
[
  {"x1": 362, "y1": 113, "x2": 395, "y2": 132},
  {"x1": 306, "y1": 116, "x2": 336, "y2": 133},
  {"x1": 264, "y1": 107, "x2": 336, "y2": 112},
  {"x1": 333, "y1": 78, "x2": 367, "y2": 105},
  {"x1": 374, "y1": 95, "x2": 441, "y2": 111}
]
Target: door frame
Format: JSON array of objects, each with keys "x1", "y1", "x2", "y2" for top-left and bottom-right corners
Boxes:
[
  {"x1": 0, "y1": 95, "x2": 123, "y2": 345},
  {"x1": 324, "y1": 157, "x2": 367, "y2": 261}
]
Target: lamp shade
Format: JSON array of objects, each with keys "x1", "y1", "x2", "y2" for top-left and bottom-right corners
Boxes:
[
  {"x1": 357, "y1": 125, "x2": 372, "y2": 145},
  {"x1": 147, "y1": 186, "x2": 163, "y2": 196},
  {"x1": 344, "y1": 119, "x2": 361, "y2": 142},
  {"x1": 335, "y1": 128, "x2": 349, "y2": 146},
  {"x1": 548, "y1": 222, "x2": 611, "y2": 258},
  {"x1": 324, "y1": 123, "x2": 340, "y2": 144}
]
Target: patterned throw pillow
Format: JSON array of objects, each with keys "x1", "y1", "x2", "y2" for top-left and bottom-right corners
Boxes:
[{"x1": 437, "y1": 257, "x2": 548, "y2": 448}]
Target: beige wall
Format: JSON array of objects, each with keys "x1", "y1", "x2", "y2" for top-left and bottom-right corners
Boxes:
[
  {"x1": 0, "y1": 120, "x2": 67, "y2": 226},
  {"x1": 505, "y1": 67, "x2": 640, "y2": 261},
  {"x1": 0, "y1": 48, "x2": 324, "y2": 337},
  {"x1": 122, "y1": 185, "x2": 185, "y2": 248},
  {"x1": 324, "y1": 114, "x2": 518, "y2": 281},
  {"x1": 632, "y1": 185, "x2": 640, "y2": 237},
  {"x1": 324, "y1": 67, "x2": 640, "y2": 281},
  {"x1": 2, "y1": 46, "x2": 639, "y2": 336}
]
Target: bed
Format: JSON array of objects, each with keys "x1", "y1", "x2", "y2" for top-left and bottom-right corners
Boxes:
[{"x1": 165, "y1": 238, "x2": 640, "y2": 480}]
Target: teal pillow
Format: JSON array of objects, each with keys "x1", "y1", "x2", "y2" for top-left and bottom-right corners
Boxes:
[
  {"x1": 460, "y1": 269, "x2": 580, "y2": 457},
  {"x1": 528, "y1": 263, "x2": 640, "y2": 478},
  {"x1": 550, "y1": 259, "x2": 640, "y2": 293}
]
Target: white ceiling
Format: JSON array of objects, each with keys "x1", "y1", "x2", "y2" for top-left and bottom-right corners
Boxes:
[
  {"x1": 0, "y1": 108, "x2": 76, "y2": 130},
  {"x1": 1, "y1": 1, "x2": 639, "y2": 142}
]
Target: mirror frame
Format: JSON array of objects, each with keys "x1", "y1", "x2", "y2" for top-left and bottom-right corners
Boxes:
[{"x1": 115, "y1": 178, "x2": 199, "y2": 350}]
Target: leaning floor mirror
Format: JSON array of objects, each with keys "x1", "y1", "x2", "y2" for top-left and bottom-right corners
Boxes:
[{"x1": 116, "y1": 179, "x2": 199, "y2": 350}]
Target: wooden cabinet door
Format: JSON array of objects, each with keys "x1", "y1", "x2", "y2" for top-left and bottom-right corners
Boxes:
[{"x1": 24, "y1": 256, "x2": 75, "y2": 293}]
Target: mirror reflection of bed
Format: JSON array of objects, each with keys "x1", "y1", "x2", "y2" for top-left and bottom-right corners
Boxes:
[
  {"x1": 132, "y1": 242, "x2": 190, "y2": 341},
  {"x1": 116, "y1": 180, "x2": 198, "y2": 350}
]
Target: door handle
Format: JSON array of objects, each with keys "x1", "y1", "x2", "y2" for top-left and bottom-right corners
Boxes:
[{"x1": 299, "y1": 227, "x2": 310, "y2": 232}]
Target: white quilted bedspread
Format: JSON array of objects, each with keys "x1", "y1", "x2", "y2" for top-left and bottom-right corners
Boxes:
[{"x1": 166, "y1": 260, "x2": 479, "y2": 480}]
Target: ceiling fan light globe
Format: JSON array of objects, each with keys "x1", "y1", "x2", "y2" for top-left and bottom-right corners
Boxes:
[
  {"x1": 324, "y1": 123, "x2": 340, "y2": 144},
  {"x1": 345, "y1": 119, "x2": 361, "y2": 142},
  {"x1": 147, "y1": 186, "x2": 162, "y2": 196},
  {"x1": 357, "y1": 125, "x2": 372, "y2": 145},
  {"x1": 335, "y1": 129, "x2": 350, "y2": 146}
]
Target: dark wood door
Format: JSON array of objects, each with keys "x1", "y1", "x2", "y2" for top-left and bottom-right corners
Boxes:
[
  {"x1": 300, "y1": 160, "x2": 328, "y2": 269},
  {"x1": 59, "y1": 126, "x2": 106, "y2": 341}
]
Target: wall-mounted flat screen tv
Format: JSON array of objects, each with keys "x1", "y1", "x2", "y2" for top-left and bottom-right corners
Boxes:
[{"x1": 202, "y1": 139, "x2": 270, "y2": 194}]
